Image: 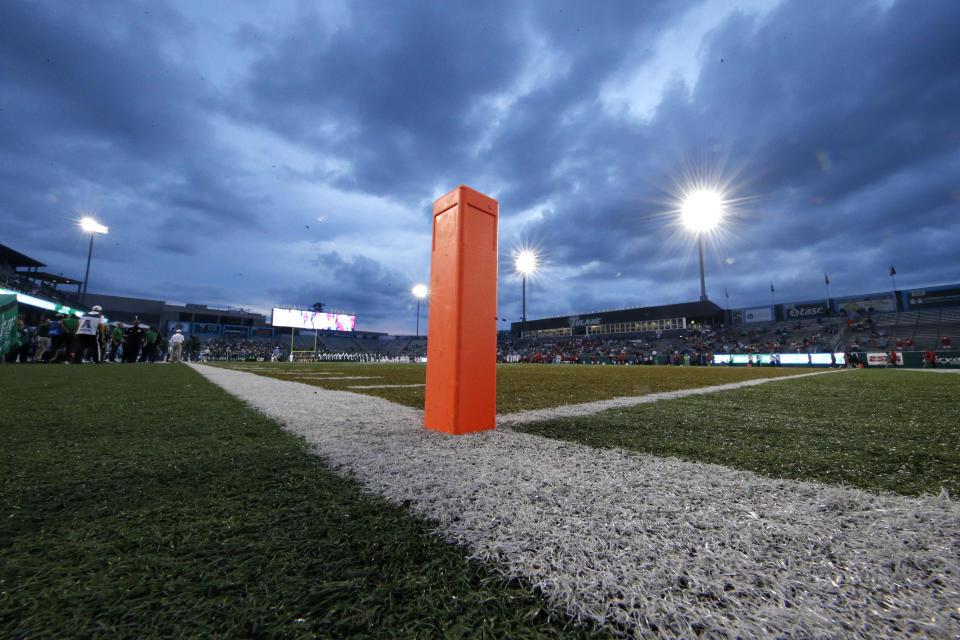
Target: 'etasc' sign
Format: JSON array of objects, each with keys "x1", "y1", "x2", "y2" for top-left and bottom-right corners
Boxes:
[
  {"x1": 786, "y1": 302, "x2": 828, "y2": 318},
  {"x1": 272, "y1": 308, "x2": 356, "y2": 332}
]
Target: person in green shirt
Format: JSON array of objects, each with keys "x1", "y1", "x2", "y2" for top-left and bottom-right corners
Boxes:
[
  {"x1": 58, "y1": 313, "x2": 79, "y2": 363},
  {"x1": 108, "y1": 322, "x2": 124, "y2": 362},
  {"x1": 142, "y1": 326, "x2": 159, "y2": 363},
  {"x1": 157, "y1": 334, "x2": 169, "y2": 362}
]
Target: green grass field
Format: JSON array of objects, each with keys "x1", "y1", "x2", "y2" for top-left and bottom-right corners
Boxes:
[
  {"x1": 2, "y1": 362, "x2": 957, "y2": 637},
  {"x1": 0, "y1": 365, "x2": 606, "y2": 639}
]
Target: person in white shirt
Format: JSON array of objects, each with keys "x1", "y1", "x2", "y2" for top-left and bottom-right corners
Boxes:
[
  {"x1": 75, "y1": 305, "x2": 107, "y2": 363},
  {"x1": 169, "y1": 329, "x2": 185, "y2": 363}
]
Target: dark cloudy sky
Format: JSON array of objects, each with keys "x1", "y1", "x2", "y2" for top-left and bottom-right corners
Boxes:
[{"x1": 3, "y1": 0, "x2": 958, "y2": 334}]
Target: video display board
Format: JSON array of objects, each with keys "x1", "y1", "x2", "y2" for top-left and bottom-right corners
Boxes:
[
  {"x1": 271, "y1": 308, "x2": 356, "y2": 332},
  {"x1": 906, "y1": 286, "x2": 960, "y2": 310}
]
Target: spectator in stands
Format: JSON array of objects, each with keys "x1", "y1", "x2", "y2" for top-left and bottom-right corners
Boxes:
[{"x1": 941, "y1": 336, "x2": 952, "y2": 349}]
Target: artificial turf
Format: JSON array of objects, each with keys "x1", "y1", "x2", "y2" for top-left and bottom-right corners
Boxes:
[
  {"x1": 0, "y1": 364, "x2": 608, "y2": 639},
  {"x1": 220, "y1": 361, "x2": 959, "y2": 496},
  {"x1": 512, "y1": 369, "x2": 960, "y2": 497}
]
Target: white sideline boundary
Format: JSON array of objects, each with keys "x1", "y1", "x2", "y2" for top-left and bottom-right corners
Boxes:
[
  {"x1": 189, "y1": 363, "x2": 959, "y2": 640},
  {"x1": 498, "y1": 368, "x2": 844, "y2": 426}
]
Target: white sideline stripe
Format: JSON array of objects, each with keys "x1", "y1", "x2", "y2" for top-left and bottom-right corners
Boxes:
[
  {"x1": 498, "y1": 368, "x2": 845, "y2": 426},
  {"x1": 188, "y1": 364, "x2": 960, "y2": 640},
  {"x1": 260, "y1": 371, "x2": 341, "y2": 375},
  {"x1": 347, "y1": 383, "x2": 426, "y2": 389}
]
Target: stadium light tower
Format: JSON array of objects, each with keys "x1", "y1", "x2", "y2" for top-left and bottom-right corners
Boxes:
[
  {"x1": 514, "y1": 250, "x2": 538, "y2": 338},
  {"x1": 412, "y1": 284, "x2": 428, "y2": 337},
  {"x1": 680, "y1": 189, "x2": 723, "y2": 302},
  {"x1": 79, "y1": 216, "x2": 109, "y2": 306}
]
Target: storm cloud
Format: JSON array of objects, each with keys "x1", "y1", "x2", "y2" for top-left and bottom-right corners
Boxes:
[{"x1": 2, "y1": 0, "x2": 957, "y2": 333}]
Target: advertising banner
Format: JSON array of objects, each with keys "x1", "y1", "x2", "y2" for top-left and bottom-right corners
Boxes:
[
  {"x1": 0, "y1": 294, "x2": 19, "y2": 357},
  {"x1": 222, "y1": 325, "x2": 249, "y2": 337},
  {"x1": 864, "y1": 352, "x2": 902, "y2": 366},
  {"x1": 713, "y1": 352, "x2": 844, "y2": 366},
  {"x1": 785, "y1": 302, "x2": 829, "y2": 319},
  {"x1": 906, "y1": 286, "x2": 960, "y2": 310},
  {"x1": 251, "y1": 327, "x2": 274, "y2": 338},
  {"x1": 836, "y1": 294, "x2": 896, "y2": 315},
  {"x1": 901, "y1": 351, "x2": 960, "y2": 368},
  {"x1": 0, "y1": 286, "x2": 84, "y2": 317},
  {"x1": 742, "y1": 306, "x2": 773, "y2": 323},
  {"x1": 192, "y1": 322, "x2": 221, "y2": 334}
]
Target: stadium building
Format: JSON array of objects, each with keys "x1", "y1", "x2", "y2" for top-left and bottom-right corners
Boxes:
[{"x1": 511, "y1": 300, "x2": 724, "y2": 339}]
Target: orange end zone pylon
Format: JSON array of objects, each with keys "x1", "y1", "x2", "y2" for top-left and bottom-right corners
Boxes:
[{"x1": 424, "y1": 185, "x2": 498, "y2": 434}]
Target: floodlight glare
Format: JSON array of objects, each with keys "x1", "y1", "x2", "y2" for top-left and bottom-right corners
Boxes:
[
  {"x1": 79, "y1": 215, "x2": 109, "y2": 306},
  {"x1": 680, "y1": 189, "x2": 724, "y2": 232},
  {"x1": 412, "y1": 283, "x2": 428, "y2": 336},
  {"x1": 515, "y1": 250, "x2": 538, "y2": 275},
  {"x1": 80, "y1": 217, "x2": 109, "y2": 234}
]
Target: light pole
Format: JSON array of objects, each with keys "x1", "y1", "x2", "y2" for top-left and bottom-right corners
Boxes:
[
  {"x1": 514, "y1": 250, "x2": 538, "y2": 338},
  {"x1": 80, "y1": 217, "x2": 109, "y2": 306},
  {"x1": 412, "y1": 284, "x2": 428, "y2": 337},
  {"x1": 680, "y1": 190, "x2": 723, "y2": 302}
]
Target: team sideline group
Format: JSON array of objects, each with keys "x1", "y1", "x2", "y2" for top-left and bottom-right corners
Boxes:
[{"x1": 4, "y1": 305, "x2": 185, "y2": 364}]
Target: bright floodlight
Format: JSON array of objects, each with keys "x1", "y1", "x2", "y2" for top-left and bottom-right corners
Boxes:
[
  {"x1": 680, "y1": 189, "x2": 724, "y2": 232},
  {"x1": 515, "y1": 250, "x2": 538, "y2": 275},
  {"x1": 80, "y1": 217, "x2": 109, "y2": 234},
  {"x1": 412, "y1": 284, "x2": 428, "y2": 299}
]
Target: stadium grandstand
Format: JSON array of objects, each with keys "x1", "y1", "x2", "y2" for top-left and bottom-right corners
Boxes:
[{"x1": 2, "y1": 242, "x2": 958, "y2": 366}]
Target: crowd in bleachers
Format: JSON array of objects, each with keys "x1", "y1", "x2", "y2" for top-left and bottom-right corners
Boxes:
[
  {"x1": 496, "y1": 319, "x2": 854, "y2": 364},
  {"x1": 0, "y1": 269, "x2": 81, "y2": 310},
  {"x1": 4, "y1": 279, "x2": 958, "y2": 367}
]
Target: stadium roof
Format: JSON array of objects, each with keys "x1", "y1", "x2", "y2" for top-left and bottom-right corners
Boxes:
[
  {"x1": 0, "y1": 244, "x2": 45, "y2": 269},
  {"x1": 20, "y1": 271, "x2": 83, "y2": 286}
]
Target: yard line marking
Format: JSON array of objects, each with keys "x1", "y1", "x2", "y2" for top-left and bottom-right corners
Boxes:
[
  {"x1": 498, "y1": 369, "x2": 846, "y2": 426},
  {"x1": 347, "y1": 383, "x2": 426, "y2": 389}
]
